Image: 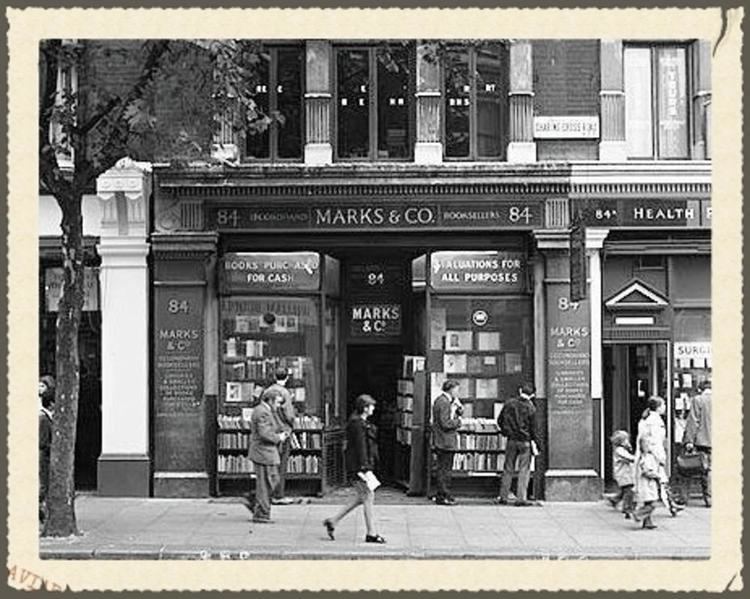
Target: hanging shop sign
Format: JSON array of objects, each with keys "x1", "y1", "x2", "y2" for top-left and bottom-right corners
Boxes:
[
  {"x1": 569, "y1": 212, "x2": 587, "y2": 302},
  {"x1": 45, "y1": 267, "x2": 99, "y2": 312},
  {"x1": 206, "y1": 200, "x2": 544, "y2": 232},
  {"x1": 349, "y1": 302, "x2": 402, "y2": 337},
  {"x1": 220, "y1": 252, "x2": 321, "y2": 293},
  {"x1": 573, "y1": 199, "x2": 710, "y2": 228},
  {"x1": 533, "y1": 116, "x2": 600, "y2": 139},
  {"x1": 430, "y1": 251, "x2": 527, "y2": 293}
]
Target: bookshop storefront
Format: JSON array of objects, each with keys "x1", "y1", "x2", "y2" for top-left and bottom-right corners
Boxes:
[{"x1": 150, "y1": 180, "x2": 556, "y2": 499}]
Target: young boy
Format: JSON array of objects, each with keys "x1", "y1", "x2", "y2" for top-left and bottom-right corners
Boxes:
[{"x1": 607, "y1": 430, "x2": 636, "y2": 518}]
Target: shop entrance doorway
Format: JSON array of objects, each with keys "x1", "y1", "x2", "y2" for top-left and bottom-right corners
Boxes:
[
  {"x1": 346, "y1": 344, "x2": 403, "y2": 482},
  {"x1": 602, "y1": 342, "x2": 670, "y2": 483}
]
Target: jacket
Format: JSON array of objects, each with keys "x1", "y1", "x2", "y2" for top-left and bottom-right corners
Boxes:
[
  {"x1": 432, "y1": 393, "x2": 461, "y2": 450},
  {"x1": 684, "y1": 391, "x2": 712, "y2": 448},
  {"x1": 248, "y1": 400, "x2": 283, "y2": 465},
  {"x1": 39, "y1": 407, "x2": 52, "y2": 500},
  {"x1": 636, "y1": 411, "x2": 667, "y2": 465},
  {"x1": 345, "y1": 414, "x2": 377, "y2": 475},
  {"x1": 636, "y1": 451, "x2": 661, "y2": 502},
  {"x1": 612, "y1": 445, "x2": 636, "y2": 487},
  {"x1": 266, "y1": 382, "x2": 295, "y2": 434},
  {"x1": 497, "y1": 396, "x2": 537, "y2": 443}
]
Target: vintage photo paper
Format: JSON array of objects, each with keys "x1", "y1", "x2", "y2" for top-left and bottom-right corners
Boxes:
[{"x1": 6, "y1": 5, "x2": 744, "y2": 593}]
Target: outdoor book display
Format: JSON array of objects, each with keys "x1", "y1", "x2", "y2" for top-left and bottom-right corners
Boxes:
[
  {"x1": 216, "y1": 252, "x2": 340, "y2": 495},
  {"x1": 420, "y1": 251, "x2": 535, "y2": 494},
  {"x1": 394, "y1": 356, "x2": 427, "y2": 494}
]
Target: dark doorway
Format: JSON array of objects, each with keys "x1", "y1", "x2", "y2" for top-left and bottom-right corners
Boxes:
[{"x1": 346, "y1": 344, "x2": 402, "y2": 482}]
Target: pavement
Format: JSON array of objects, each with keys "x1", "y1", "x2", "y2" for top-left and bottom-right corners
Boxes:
[{"x1": 40, "y1": 493, "x2": 711, "y2": 560}]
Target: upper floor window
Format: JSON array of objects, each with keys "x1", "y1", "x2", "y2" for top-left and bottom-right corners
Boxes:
[
  {"x1": 245, "y1": 45, "x2": 304, "y2": 161},
  {"x1": 624, "y1": 45, "x2": 688, "y2": 159},
  {"x1": 335, "y1": 44, "x2": 414, "y2": 160},
  {"x1": 443, "y1": 42, "x2": 508, "y2": 160},
  {"x1": 50, "y1": 40, "x2": 78, "y2": 167}
]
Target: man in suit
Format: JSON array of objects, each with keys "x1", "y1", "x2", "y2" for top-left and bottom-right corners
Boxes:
[
  {"x1": 432, "y1": 379, "x2": 463, "y2": 505},
  {"x1": 265, "y1": 368, "x2": 296, "y2": 505},
  {"x1": 684, "y1": 381, "x2": 712, "y2": 507},
  {"x1": 497, "y1": 382, "x2": 538, "y2": 506},
  {"x1": 248, "y1": 387, "x2": 289, "y2": 524}
]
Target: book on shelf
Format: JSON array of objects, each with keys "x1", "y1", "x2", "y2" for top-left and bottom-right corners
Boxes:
[{"x1": 293, "y1": 414, "x2": 323, "y2": 429}]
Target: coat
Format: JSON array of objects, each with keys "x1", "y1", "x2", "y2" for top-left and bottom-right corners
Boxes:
[
  {"x1": 39, "y1": 407, "x2": 52, "y2": 501},
  {"x1": 345, "y1": 414, "x2": 378, "y2": 476},
  {"x1": 248, "y1": 400, "x2": 283, "y2": 465},
  {"x1": 497, "y1": 396, "x2": 537, "y2": 443},
  {"x1": 432, "y1": 393, "x2": 461, "y2": 450},
  {"x1": 612, "y1": 445, "x2": 636, "y2": 487},
  {"x1": 636, "y1": 451, "x2": 661, "y2": 502},
  {"x1": 636, "y1": 410, "x2": 668, "y2": 483},
  {"x1": 266, "y1": 382, "x2": 295, "y2": 434},
  {"x1": 684, "y1": 390, "x2": 712, "y2": 448}
]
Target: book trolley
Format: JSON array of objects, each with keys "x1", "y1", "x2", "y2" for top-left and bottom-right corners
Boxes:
[
  {"x1": 215, "y1": 252, "x2": 341, "y2": 496},
  {"x1": 393, "y1": 356, "x2": 427, "y2": 494}
]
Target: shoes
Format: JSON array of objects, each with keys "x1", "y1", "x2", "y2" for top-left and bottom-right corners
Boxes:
[
  {"x1": 446, "y1": 497, "x2": 457, "y2": 505},
  {"x1": 240, "y1": 498, "x2": 254, "y2": 512},
  {"x1": 669, "y1": 504, "x2": 685, "y2": 517},
  {"x1": 365, "y1": 534, "x2": 386, "y2": 544},
  {"x1": 323, "y1": 518, "x2": 335, "y2": 541},
  {"x1": 514, "y1": 500, "x2": 533, "y2": 507},
  {"x1": 252, "y1": 518, "x2": 274, "y2": 524},
  {"x1": 435, "y1": 498, "x2": 452, "y2": 506},
  {"x1": 624, "y1": 511, "x2": 632, "y2": 520},
  {"x1": 642, "y1": 518, "x2": 657, "y2": 530},
  {"x1": 495, "y1": 497, "x2": 509, "y2": 505},
  {"x1": 704, "y1": 497, "x2": 712, "y2": 508}
]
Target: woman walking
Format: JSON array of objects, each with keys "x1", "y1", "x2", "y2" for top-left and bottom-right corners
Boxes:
[{"x1": 323, "y1": 394, "x2": 385, "y2": 544}]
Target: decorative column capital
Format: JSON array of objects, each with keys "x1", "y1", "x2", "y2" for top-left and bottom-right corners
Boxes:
[
  {"x1": 96, "y1": 157, "x2": 152, "y2": 236},
  {"x1": 585, "y1": 228, "x2": 610, "y2": 251}
]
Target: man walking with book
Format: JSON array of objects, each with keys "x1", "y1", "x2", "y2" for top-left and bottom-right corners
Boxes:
[
  {"x1": 497, "y1": 382, "x2": 538, "y2": 507},
  {"x1": 432, "y1": 379, "x2": 463, "y2": 505},
  {"x1": 248, "y1": 387, "x2": 289, "y2": 524},
  {"x1": 266, "y1": 367, "x2": 296, "y2": 505}
]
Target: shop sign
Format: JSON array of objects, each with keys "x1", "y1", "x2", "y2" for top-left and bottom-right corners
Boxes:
[
  {"x1": 569, "y1": 212, "x2": 587, "y2": 302},
  {"x1": 674, "y1": 342, "x2": 711, "y2": 369},
  {"x1": 220, "y1": 252, "x2": 320, "y2": 293},
  {"x1": 349, "y1": 303, "x2": 402, "y2": 337},
  {"x1": 430, "y1": 251, "x2": 526, "y2": 293},
  {"x1": 533, "y1": 116, "x2": 600, "y2": 139},
  {"x1": 206, "y1": 200, "x2": 544, "y2": 232},
  {"x1": 346, "y1": 262, "x2": 403, "y2": 299},
  {"x1": 472, "y1": 309, "x2": 489, "y2": 326},
  {"x1": 574, "y1": 199, "x2": 709, "y2": 228},
  {"x1": 45, "y1": 267, "x2": 99, "y2": 312}
]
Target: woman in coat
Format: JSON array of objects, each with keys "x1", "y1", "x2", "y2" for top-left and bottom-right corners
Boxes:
[{"x1": 323, "y1": 394, "x2": 385, "y2": 544}]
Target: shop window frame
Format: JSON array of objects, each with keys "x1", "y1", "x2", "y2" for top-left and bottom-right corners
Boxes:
[
  {"x1": 623, "y1": 41, "x2": 692, "y2": 161},
  {"x1": 441, "y1": 42, "x2": 510, "y2": 162},
  {"x1": 333, "y1": 43, "x2": 416, "y2": 162},
  {"x1": 240, "y1": 43, "x2": 306, "y2": 163}
]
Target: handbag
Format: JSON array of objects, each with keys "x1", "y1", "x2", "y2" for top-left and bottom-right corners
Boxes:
[{"x1": 676, "y1": 450, "x2": 709, "y2": 476}]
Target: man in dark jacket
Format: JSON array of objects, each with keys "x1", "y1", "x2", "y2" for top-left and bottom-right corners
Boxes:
[
  {"x1": 497, "y1": 382, "x2": 537, "y2": 506},
  {"x1": 38, "y1": 375, "x2": 55, "y2": 525},
  {"x1": 432, "y1": 379, "x2": 463, "y2": 505},
  {"x1": 684, "y1": 382, "x2": 712, "y2": 507},
  {"x1": 248, "y1": 387, "x2": 288, "y2": 524}
]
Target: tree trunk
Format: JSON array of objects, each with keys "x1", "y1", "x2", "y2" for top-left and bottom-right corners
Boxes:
[{"x1": 43, "y1": 191, "x2": 85, "y2": 537}]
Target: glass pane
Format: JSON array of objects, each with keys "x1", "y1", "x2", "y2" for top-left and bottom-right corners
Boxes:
[
  {"x1": 276, "y1": 47, "x2": 304, "y2": 159},
  {"x1": 656, "y1": 47, "x2": 688, "y2": 158},
  {"x1": 476, "y1": 43, "x2": 505, "y2": 158},
  {"x1": 444, "y1": 49, "x2": 470, "y2": 158},
  {"x1": 337, "y1": 49, "x2": 370, "y2": 159},
  {"x1": 246, "y1": 52, "x2": 270, "y2": 159},
  {"x1": 377, "y1": 45, "x2": 412, "y2": 159},
  {"x1": 624, "y1": 47, "x2": 653, "y2": 157}
]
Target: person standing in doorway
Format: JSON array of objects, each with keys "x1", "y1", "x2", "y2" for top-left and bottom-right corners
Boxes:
[
  {"x1": 248, "y1": 387, "x2": 289, "y2": 524},
  {"x1": 497, "y1": 382, "x2": 538, "y2": 507},
  {"x1": 266, "y1": 367, "x2": 296, "y2": 505},
  {"x1": 684, "y1": 382, "x2": 712, "y2": 507},
  {"x1": 432, "y1": 380, "x2": 463, "y2": 505},
  {"x1": 38, "y1": 375, "x2": 55, "y2": 526},
  {"x1": 323, "y1": 394, "x2": 385, "y2": 544}
]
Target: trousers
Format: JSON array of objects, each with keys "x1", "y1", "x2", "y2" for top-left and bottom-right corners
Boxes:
[
  {"x1": 273, "y1": 437, "x2": 291, "y2": 499},
  {"x1": 499, "y1": 439, "x2": 532, "y2": 502},
  {"x1": 434, "y1": 449, "x2": 454, "y2": 500},
  {"x1": 253, "y1": 463, "x2": 280, "y2": 522}
]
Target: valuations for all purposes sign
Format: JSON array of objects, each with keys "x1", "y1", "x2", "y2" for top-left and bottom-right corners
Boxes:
[
  {"x1": 430, "y1": 251, "x2": 527, "y2": 293},
  {"x1": 220, "y1": 252, "x2": 321, "y2": 293}
]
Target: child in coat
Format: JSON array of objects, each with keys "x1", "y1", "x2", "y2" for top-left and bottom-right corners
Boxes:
[
  {"x1": 634, "y1": 434, "x2": 662, "y2": 529},
  {"x1": 607, "y1": 430, "x2": 636, "y2": 518}
]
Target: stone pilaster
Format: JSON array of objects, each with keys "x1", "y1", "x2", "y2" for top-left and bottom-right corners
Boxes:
[
  {"x1": 414, "y1": 42, "x2": 442, "y2": 164},
  {"x1": 507, "y1": 40, "x2": 536, "y2": 163},
  {"x1": 691, "y1": 40, "x2": 711, "y2": 159},
  {"x1": 95, "y1": 158, "x2": 152, "y2": 496},
  {"x1": 304, "y1": 41, "x2": 333, "y2": 165},
  {"x1": 599, "y1": 40, "x2": 627, "y2": 162}
]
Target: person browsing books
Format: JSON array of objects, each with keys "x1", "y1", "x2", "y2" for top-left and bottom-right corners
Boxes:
[
  {"x1": 265, "y1": 367, "x2": 296, "y2": 505},
  {"x1": 432, "y1": 379, "x2": 463, "y2": 506},
  {"x1": 248, "y1": 387, "x2": 289, "y2": 525},
  {"x1": 323, "y1": 394, "x2": 385, "y2": 544},
  {"x1": 497, "y1": 382, "x2": 538, "y2": 506}
]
